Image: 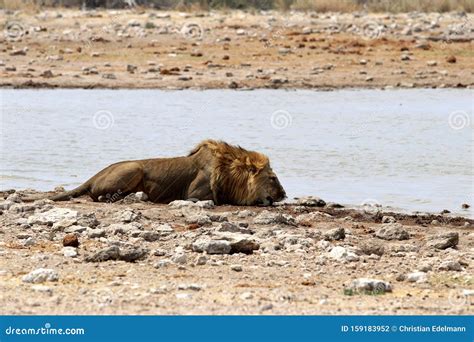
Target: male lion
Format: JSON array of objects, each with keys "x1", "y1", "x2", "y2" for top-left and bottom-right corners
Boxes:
[{"x1": 49, "y1": 140, "x2": 286, "y2": 206}]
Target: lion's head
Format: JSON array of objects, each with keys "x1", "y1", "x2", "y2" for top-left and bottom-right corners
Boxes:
[{"x1": 193, "y1": 140, "x2": 286, "y2": 206}]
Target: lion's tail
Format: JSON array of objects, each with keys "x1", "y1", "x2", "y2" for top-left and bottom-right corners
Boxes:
[{"x1": 49, "y1": 182, "x2": 90, "y2": 201}]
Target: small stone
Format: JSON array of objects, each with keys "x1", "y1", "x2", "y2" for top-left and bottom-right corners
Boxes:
[
  {"x1": 192, "y1": 239, "x2": 232, "y2": 254},
  {"x1": 261, "y1": 304, "x2": 273, "y2": 311},
  {"x1": 254, "y1": 210, "x2": 295, "y2": 225},
  {"x1": 127, "y1": 64, "x2": 137, "y2": 73},
  {"x1": 195, "y1": 255, "x2": 208, "y2": 265},
  {"x1": 85, "y1": 246, "x2": 120, "y2": 262},
  {"x1": 153, "y1": 249, "x2": 167, "y2": 256},
  {"x1": 217, "y1": 222, "x2": 252, "y2": 234},
  {"x1": 400, "y1": 54, "x2": 411, "y2": 61},
  {"x1": 406, "y1": 271, "x2": 428, "y2": 283},
  {"x1": 27, "y1": 208, "x2": 78, "y2": 225},
  {"x1": 323, "y1": 227, "x2": 345, "y2": 241},
  {"x1": 296, "y1": 196, "x2": 326, "y2": 207},
  {"x1": 40, "y1": 70, "x2": 54, "y2": 78},
  {"x1": 155, "y1": 259, "x2": 171, "y2": 268},
  {"x1": 359, "y1": 59, "x2": 367, "y2": 65},
  {"x1": 426, "y1": 60, "x2": 437, "y2": 66},
  {"x1": 139, "y1": 231, "x2": 160, "y2": 242},
  {"x1": 359, "y1": 239, "x2": 385, "y2": 256},
  {"x1": 178, "y1": 284, "x2": 202, "y2": 291},
  {"x1": 350, "y1": 278, "x2": 392, "y2": 293},
  {"x1": 328, "y1": 246, "x2": 359, "y2": 262},
  {"x1": 461, "y1": 203, "x2": 470, "y2": 209},
  {"x1": 119, "y1": 246, "x2": 149, "y2": 262},
  {"x1": 31, "y1": 285, "x2": 53, "y2": 294},
  {"x1": 382, "y1": 216, "x2": 396, "y2": 223},
  {"x1": 427, "y1": 232, "x2": 459, "y2": 250},
  {"x1": 85, "y1": 245, "x2": 147, "y2": 263},
  {"x1": 62, "y1": 247, "x2": 78, "y2": 258},
  {"x1": 375, "y1": 223, "x2": 409, "y2": 240},
  {"x1": 23, "y1": 237, "x2": 36, "y2": 247},
  {"x1": 231, "y1": 264, "x2": 243, "y2": 272},
  {"x1": 22, "y1": 268, "x2": 59, "y2": 284},
  {"x1": 64, "y1": 225, "x2": 87, "y2": 234},
  {"x1": 228, "y1": 81, "x2": 239, "y2": 89},
  {"x1": 172, "y1": 252, "x2": 187, "y2": 264},
  {"x1": 185, "y1": 214, "x2": 211, "y2": 226},
  {"x1": 135, "y1": 192, "x2": 148, "y2": 201},
  {"x1": 119, "y1": 209, "x2": 141, "y2": 223},
  {"x1": 63, "y1": 233, "x2": 79, "y2": 247},
  {"x1": 438, "y1": 260, "x2": 462, "y2": 271},
  {"x1": 87, "y1": 229, "x2": 105, "y2": 238},
  {"x1": 446, "y1": 55, "x2": 456, "y2": 64}
]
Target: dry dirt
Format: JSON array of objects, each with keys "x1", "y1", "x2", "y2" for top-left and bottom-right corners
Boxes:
[
  {"x1": 0, "y1": 190, "x2": 472, "y2": 315},
  {"x1": 1, "y1": 9, "x2": 473, "y2": 89}
]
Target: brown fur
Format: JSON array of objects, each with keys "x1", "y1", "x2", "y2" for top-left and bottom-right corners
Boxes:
[{"x1": 49, "y1": 140, "x2": 286, "y2": 205}]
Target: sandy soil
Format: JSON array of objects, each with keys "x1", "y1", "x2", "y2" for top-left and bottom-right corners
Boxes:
[
  {"x1": 0, "y1": 190, "x2": 472, "y2": 315},
  {"x1": 1, "y1": 9, "x2": 473, "y2": 89}
]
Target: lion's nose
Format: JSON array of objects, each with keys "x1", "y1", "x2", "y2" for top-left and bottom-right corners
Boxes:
[{"x1": 266, "y1": 196, "x2": 274, "y2": 205}]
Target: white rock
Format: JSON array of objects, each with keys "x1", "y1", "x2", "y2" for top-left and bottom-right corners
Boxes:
[
  {"x1": 22, "y1": 268, "x2": 59, "y2": 283},
  {"x1": 406, "y1": 271, "x2": 428, "y2": 283},
  {"x1": 328, "y1": 246, "x2": 359, "y2": 262},
  {"x1": 192, "y1": 239, "x2": 232, "y2": 254},
  {"x1": 350, "y1": 278, "x2": 392, "y2": 293},
  {"x1": 62, "y1": 247, "x2": 78, "y2": 258},
  {"x1": 27, "y1": 208, "x2": 78, "y2": 225},
  {"x1": 119, "y1": 209, "x2": 141, "y2": 223},
  {"x1": 172, "y1": 252, "x2": 187, "y2": 264},
  {"x1": 254, "y1": 210, "x2": 295, "y2": 225}
]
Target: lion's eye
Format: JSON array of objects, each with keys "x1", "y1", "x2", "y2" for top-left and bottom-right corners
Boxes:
[{"x1": 270, "y1": 176, "x2": 277, "y2": 182}]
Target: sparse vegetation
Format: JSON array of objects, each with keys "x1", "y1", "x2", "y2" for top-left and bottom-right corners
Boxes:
[{"x1": 2, "y1": 0, "x2": 474, "y2": 12}]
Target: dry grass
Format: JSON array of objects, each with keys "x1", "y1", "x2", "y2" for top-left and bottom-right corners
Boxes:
[
  {"x1": 290, "y1": 0, "x2": 474, "y2": 12},
  {"x1": 1, "y1": 0, "x2": 473, "y2": 12}
]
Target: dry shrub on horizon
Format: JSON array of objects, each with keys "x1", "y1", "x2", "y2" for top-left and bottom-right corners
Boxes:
[{"x1": 1, "y1": 0, "x2": 473, "y2": 12}]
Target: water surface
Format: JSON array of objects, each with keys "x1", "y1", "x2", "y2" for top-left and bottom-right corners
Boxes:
[{"x1": 1, "y1": 89, "x2": 472, "y2": 217}]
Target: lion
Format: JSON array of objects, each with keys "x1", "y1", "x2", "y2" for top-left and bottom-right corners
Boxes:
[{"x1": 48, "y1": 140, "x2": 286, "y2": 206}]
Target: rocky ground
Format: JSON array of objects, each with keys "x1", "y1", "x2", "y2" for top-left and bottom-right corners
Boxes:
[
  {"x1": 0, "y1": 190, "x2": 472, "y2": 315},
  {"x1": 1, "y1": 9, "x2": 473, "y2": 89}
]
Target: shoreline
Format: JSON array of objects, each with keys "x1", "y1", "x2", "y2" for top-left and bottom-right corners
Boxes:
[
  {"x1": 2, "y1": 84, "x2": 473, "y2": 90},
  {"x1": 0, "y1": 190, "x2": 472, "y2": 314}
]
